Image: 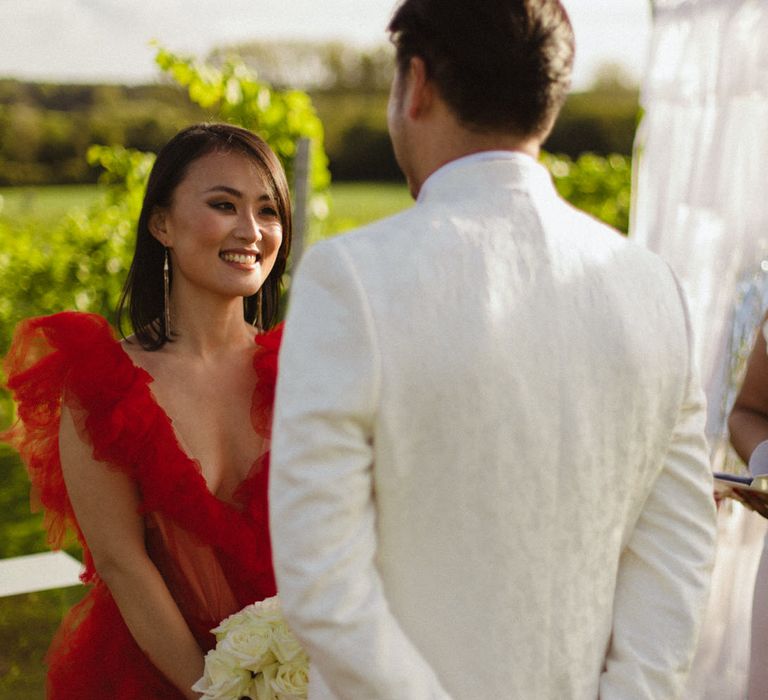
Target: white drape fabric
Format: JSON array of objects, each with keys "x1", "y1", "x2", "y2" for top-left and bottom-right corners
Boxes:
[
  {"x1": 631, "y1": 1, "x2": 768, "y2": 697},
  {"x1": 633, "y1": 0, "x2": 768, "y2": 450}
]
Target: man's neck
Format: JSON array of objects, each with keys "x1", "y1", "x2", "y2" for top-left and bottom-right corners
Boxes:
[
  {"x1": 434, "y1": 135, "x2": 540, "y2": 169},
  {"x1": 409, "y1": 124, "x2": 541, "y2": 198}
]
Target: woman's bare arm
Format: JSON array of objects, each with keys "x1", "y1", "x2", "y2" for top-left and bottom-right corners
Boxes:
[
  {"x1": 59, "y1": 405, "x2": 204, "y2": 699},
  {"x1": 729, "y1": 318, "x2": 768, "y2": 464}
]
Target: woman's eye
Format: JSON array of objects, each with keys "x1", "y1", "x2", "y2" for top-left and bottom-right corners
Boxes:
[
  {"x1": 260, "y1": 206, "x2": 279, "y2": 218},
  {"x1": 211, "y1": 201, "x2": 235, "y2": 212}
]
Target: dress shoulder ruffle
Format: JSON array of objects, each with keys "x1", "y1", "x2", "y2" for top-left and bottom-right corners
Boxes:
[
  {"x1": 3, "y1": 312, "x2": 150, "y2": 579},
  {"x1": 3, "y1": 311, "x2": 283, "y2": 585}
]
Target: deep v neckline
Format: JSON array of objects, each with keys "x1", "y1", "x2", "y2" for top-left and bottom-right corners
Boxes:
[{"x1": 113, "y1": 337, "x2": 264, "y2": 507}]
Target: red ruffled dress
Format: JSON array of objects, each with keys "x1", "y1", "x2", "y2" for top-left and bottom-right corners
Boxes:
[{"x1": 3, "y1": 311, "x2": 281, "y2": 699}]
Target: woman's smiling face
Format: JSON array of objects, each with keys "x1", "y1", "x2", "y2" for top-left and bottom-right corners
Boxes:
[{"x1": 150, "y1": 149, "x2": 283, "y2": 303}]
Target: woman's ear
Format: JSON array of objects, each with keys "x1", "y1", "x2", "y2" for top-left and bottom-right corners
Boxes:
[{"x1": 149, "y1": 208, "x2": 170, "y2": 246}]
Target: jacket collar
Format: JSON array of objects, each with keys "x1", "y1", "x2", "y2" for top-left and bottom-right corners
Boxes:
[{"x1": 417, "y1": 151, "x2": 556, "y2": 205}]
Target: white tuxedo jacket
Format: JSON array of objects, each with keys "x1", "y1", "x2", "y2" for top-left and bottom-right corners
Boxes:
[{"x1": 270, "y1": 152, "x2": 717, "y2": 699}]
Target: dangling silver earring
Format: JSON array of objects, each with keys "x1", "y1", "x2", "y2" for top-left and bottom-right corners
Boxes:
[{"x1": 163, "y1": 248, "x2": 172, "y2": 336}]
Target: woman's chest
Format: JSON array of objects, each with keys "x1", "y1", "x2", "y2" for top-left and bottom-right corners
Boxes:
[{"x1": 150, "y1": 369, "x2": 266, "y2": 499}]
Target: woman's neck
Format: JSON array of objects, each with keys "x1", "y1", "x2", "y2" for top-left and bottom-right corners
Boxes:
[{"x1": 168, "y1": 291, "x2": 255, "y2": 359}]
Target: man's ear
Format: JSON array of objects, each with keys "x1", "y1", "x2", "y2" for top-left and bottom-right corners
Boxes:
[
  {"x1": 405, "y1": 56, "x2": 434, "y2": 120},
  {"x1": 149, "y1": 208, "x2": 170, "y2": 246}
]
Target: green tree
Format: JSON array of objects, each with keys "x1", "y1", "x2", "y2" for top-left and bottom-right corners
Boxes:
[{"x1": 155, "y1": 46, "x2": 330, "y2": 195}]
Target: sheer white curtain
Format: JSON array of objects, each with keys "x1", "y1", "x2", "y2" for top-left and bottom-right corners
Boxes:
[
  {"x1": 633, "y1": 0, "x2": 768, "y2": 450},
  {"x1": 631, "y1": 1, "x2": 768, "y2": 696}
]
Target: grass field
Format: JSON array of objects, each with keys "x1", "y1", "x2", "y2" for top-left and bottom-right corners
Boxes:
[
  {"x1": 0, "y1": 587, "x2": 86, "y2": 700},
  {"x1": 0, "y1": 184, "x2": 103, "y2": 227},
  {"x1": 324, "y1": 181, "x2": 413, "y2": 234},
  {"x1": 0, "y1": 181, "x2": 413, "y2": 234}
]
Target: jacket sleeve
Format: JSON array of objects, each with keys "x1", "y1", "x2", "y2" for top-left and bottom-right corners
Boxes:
[
  {"x1": 599, "y1": 272, "x2": 717, "y2": 699},
  {"x1": 269, "y1": 239, "x2": 453, "y2": 700}
]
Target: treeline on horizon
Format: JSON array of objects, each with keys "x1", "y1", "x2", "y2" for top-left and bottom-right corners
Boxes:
[{"x1": 0, "y1": 40, "x2": 640, "y2": 186}]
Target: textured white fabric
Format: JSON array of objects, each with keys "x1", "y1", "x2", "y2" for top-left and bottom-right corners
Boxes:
[{"x1": 270, "y1": 154, "x2": 717, "y2": 699}]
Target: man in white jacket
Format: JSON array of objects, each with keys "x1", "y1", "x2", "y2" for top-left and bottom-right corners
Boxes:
[{"x1": 269, "y1": 1, "x2": 717, "y2": 697}]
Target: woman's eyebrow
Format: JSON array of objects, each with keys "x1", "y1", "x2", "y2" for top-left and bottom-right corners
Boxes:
[{"x1": 204, "y1": 185, "x2": 273, "y2": 202}]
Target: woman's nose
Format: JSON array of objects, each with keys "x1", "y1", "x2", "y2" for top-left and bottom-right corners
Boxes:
[{"x1": 236, "y1": 212, "x2": 262, "y2": 241}]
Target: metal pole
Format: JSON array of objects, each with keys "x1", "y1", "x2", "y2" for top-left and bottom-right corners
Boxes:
[{"x1": 292, "y1": 137, "x2": 312, "y2": 267}]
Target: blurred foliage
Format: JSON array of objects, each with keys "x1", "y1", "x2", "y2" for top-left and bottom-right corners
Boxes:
[
  {"x1": 153, "y1": 46, "x2": 330, "y2": 196},
  {"x1": 0, "y1": 42, "x2": 639, "y2": 185},
  {"x1": 0, "y1": 81, "x2": 206, "y2": 186},
  {"x1": 209, "y1": 40, "x2": 395, "y2": 93},
  {"x1": 545, "y1": 76, "x2": 640, "y2": 158},
  {"x1": 0, "y1": 445, "x2": 46, "y2": 558},
  {"x1": 331, "y1": 122, "x2": 402, "y2": 181},
  {"x1": 0, "y1": 145, "x2": 153, "y2": 363},
  {"x1": 0, "y1": 586, "x2": 86, "y2": 699},
  {"x1": 542, "y1": 152, "x2": 632, "y2": 234},
  {"x1": 311, "y1": 92, "x2": 390, "y2": 140},
  {"x1": 0, "y1": 440, "x2": 86, "y2": 699}
]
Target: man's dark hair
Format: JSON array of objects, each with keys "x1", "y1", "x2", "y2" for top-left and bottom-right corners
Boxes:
[{"x1": 388, "y1": 0, "x2": 574, "y2": 136}]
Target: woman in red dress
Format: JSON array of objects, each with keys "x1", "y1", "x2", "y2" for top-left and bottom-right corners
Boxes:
[{"x1": 3, "y1": 123, "x2": 290, "y2": 698}]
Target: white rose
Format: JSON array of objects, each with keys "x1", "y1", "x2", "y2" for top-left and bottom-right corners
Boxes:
[
  {"x1": 271, "y1": 658, "x2": 309, "y2": 700},
  {"x1": 194, "y1": 672, "x2": 252, "y2": 700},
  {"x1": 270, "y1": 621, "x2": 305, "y2": 664},
  {"x1": 192, "y1": 647, "x2": 253, "y2": 700},
  {"x1": 212, "y1": 606, "x2": 252, "y2": 642},
  {"x1": 221, "y1": 625, "x2": 275, "y2": 672},
  {"x1": 252, "y1": 595, "x2": 282, "y2": 614},
  {"x1": 244, "y1": 597, "x2": 284, "y2": 626},
  {"x1": 214, "y1": 597, "x2": 284, "y2": 642},
  {"x1": 252, "y1": 661, "x2": 280, "y2": 700}
]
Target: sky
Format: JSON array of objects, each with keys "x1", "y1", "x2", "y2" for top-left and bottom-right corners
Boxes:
[{"x1": 0, "y1": 0, "x2": 652, "y2": 90}]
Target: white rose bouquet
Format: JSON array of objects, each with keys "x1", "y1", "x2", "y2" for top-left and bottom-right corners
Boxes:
[{"x1": 192, "y1": 596, "x2": 309, "y2": 700}]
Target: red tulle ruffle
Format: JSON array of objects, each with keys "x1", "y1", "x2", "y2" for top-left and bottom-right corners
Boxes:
[{"x1": 3, "y1": 312, "x2": 282, "y2": 698}]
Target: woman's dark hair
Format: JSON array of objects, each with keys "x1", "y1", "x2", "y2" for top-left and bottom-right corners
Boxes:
[
  {"x1": 388, "y1": 0, "x2": 574, "y2": 136},
  {"x1": 116, "y1": 123, "x2": 292, "y2": 350}
]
